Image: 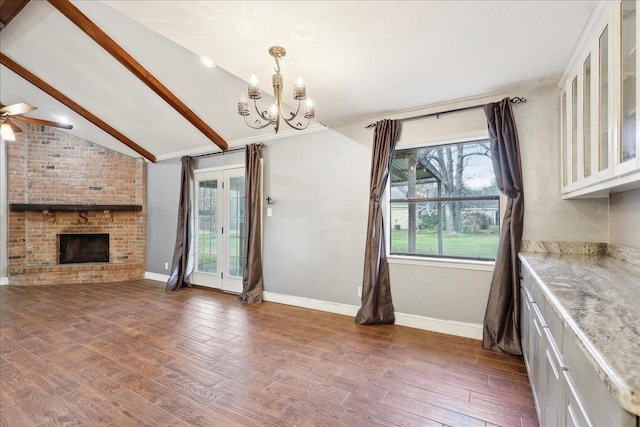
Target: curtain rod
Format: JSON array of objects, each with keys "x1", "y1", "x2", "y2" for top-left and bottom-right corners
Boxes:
[
  {"x1": 192, "y1": 143, "x2": 265, "y2": 159},
  {"x1": 364, "y1": 97, "x2": 527, "y2": 129}
]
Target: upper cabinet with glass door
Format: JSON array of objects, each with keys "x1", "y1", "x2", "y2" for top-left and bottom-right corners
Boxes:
[{"x1": 560, "y1": 0, "x2": 640, "y2": 198}]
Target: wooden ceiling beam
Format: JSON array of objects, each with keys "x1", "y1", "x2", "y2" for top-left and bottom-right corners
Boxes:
[
  {"x1": 48, "y1": 0, "x2": 229, "y2": 151},
  {"x1": 0, "y1": 0, "x2": 30, "y2": 30},
  {"x1": 0, "y1": 52, "x2": 157, "y2": 162}
]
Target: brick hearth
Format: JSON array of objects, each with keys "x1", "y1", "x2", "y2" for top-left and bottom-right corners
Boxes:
[{"x1": 7, "y1": 124, "x2": 146, "y2": 286}]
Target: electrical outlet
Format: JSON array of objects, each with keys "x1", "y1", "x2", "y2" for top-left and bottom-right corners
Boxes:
[
  {"x1": 164, "y1": 262, "x2": 169, "y2": 270},
  {"x1": 357, "y1": 286, "x2": 362, "y2": 297}
]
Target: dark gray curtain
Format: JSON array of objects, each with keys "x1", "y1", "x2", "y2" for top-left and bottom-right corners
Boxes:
[
  {"x1": 356, "y1": 119, "x2": 399, "y2": 325},
  {"x1": 241, "y1": 144, "x2": 263, "y2": 304},
  {"x1": 166, "y1": 156, "x2": 195, "y2": 291},
  {"x1": 482, "y1": 98, "x2": 525, "y2": 355}
]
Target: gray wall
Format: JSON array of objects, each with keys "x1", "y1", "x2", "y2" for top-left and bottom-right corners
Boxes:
[
  {"x1": 261, "y1": 130, "x2": 370, "y2": 305},
  {"x1": 144, "y1": 84, "x2": 612, "y2": 325},
  {"x1": 146, "y1": 160, "x2": 182, "y2": 275},
  {"x1": 610, "y1": 189, "x2": 640, "y2": 249}
]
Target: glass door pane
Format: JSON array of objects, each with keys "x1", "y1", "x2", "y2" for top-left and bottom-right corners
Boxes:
[
  {"x1": 621, "y1": 0, "x2": 637, "y2": 163},
  {"x1": 599, "y1": 25, "x2": 609, "y2": 172},
  {"x1": 584, "y1": 54, "x2": 592, "y2": 178},
  {"x1": 571, "y1": 77, "x2": 578, "y2": 183},
  {"x1": 562, "y1": 92, "x2": 567, "y2": 187},
  {"x1": 197, "y1": 179, "x2": 219, "y2": 274},
  {"x1": 227, "y1": 175, "x2": 246, "y2": 278}
]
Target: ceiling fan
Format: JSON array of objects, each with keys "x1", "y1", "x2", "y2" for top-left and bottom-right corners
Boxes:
[{"x1": 1, "y1": 102, "x2": 73, "y2": 141}]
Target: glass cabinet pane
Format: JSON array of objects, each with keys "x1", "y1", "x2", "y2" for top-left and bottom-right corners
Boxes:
[
  {"x1": 584, "y1": 54, "x2": 592, "y2": 178},
  {"x1": 572, "y1": 77, "x2": 578, "y2": 182},
  {"x1": 621, "y1": 0, "x2": 637, "y2": 163},
  {"x1": 562, "y1": 92, "x2": 567, "y2": 187},
  {"x1": 599, "y1": 25, "x2": 609, "y2": 172}
]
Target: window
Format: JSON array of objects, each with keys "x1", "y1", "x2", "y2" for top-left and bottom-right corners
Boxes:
[{"x1": 389, "y1": 139, "x2": 500, "y2": 261}]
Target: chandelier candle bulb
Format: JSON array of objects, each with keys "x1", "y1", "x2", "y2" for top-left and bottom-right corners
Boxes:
[
  {"x1": 238, "y1": 93, "x2": 249, "y2": 116},
  {"x1": 304, "y1": 98, "x2": 315, "y2": 118},
  {"x1": 248, "y1": 74, "x2": 261, "y2": 99},
  {"x1": 294, "y1": 77, "x2": 306, "y2": 100},
  {"x1": 269, "y1": 104, "x2": 278, "y2": 121}
]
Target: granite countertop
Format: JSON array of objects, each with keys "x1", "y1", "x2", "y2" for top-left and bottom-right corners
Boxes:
[{"x1": 519, "y1": 252, "x2": 640, "y2": 416}]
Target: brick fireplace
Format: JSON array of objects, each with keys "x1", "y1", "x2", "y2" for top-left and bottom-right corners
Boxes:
[{"x1": 7, "y1": 124, "x2": 146, "y2": 286}]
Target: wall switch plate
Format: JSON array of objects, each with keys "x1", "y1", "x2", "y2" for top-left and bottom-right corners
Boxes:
[
  {"x1": 267, "y1": 207, "x2": 273, "y2": 217},
  {"x1": 164, "y1": 262, "x2": 169, "y2": 270},
  {"x1": 357, "y1": 286, "x2": 362, "y2": 297}
]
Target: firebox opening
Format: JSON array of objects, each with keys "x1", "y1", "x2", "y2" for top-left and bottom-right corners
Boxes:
[{"x1": 59, "y1": 233, "x2": 109, "y2": 264}]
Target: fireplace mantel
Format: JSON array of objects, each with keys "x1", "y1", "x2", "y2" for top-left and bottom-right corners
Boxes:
[{"x1": 9, "y1": 203, "x2": 142, "y2": 212}]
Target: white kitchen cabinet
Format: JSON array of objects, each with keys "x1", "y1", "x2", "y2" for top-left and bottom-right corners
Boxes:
[
  {"x1": 561, "y1": 0, "x2": 640, "y2": 198},
  {"x1": 521, "y1": 268, "x2": 565, "y2": 426},
  {"x1": 520, "y1": 261, "x2": 637, "y2": 426}
]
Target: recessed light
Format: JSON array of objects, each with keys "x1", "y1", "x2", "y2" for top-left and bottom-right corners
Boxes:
[{"x1": 200, "y1": 56, "x2": 216, "y2": 69}]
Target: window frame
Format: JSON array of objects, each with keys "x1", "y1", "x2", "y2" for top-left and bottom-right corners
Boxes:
[{"x1": 385, "y1": 136, "x2": 502, "y2": 268}]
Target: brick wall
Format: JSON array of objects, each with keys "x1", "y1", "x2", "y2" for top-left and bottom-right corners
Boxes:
[{"x1": 7, "y1": 124, "x2": 146, "y2": 285}]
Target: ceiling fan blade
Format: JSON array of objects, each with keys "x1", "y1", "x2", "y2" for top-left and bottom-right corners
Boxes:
[
  {"x1": 0, "y1": 102, "x2": 37, "y2": 116},
  {"x1": 11, "y1": 116, "x2": 73, "y2": 130},
  {"x1": 5, "y1": 117, "x2": 24, "y2": 133}
]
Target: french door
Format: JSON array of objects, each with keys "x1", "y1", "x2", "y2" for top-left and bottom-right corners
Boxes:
[{"x1": 192, "y1": 166, "x2": 245, "y2": 293}]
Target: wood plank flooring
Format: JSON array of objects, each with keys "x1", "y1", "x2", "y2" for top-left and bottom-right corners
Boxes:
[{"x1": 0, "y1": 280, "x2": 538, "y2": 426}]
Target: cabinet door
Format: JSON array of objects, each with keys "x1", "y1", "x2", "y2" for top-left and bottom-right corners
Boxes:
[
  {"x1": 530, "y1": 303, "x2": 546, "y2": 421},
  {"x1": 564, "y1": 371, "x2": 593, "y2": 427},
  {"x1": 520, "y1": 287, "x2": 531, "y2": 368},
  {"x1": 542, "y1": 329, "x2": 565, "y2": 427},
  {"x1": 616, "y1": 0, "x2": 640, "y2": 175},
  {"x1": 562, "y1": 8, "x2": 614, "y2": 194}
]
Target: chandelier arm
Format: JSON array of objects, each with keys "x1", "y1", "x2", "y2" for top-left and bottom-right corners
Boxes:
[
  {"x1": 281, "y1": 116, "x2": 311, "y2": 131},
  {"x1": 282, "y1": 100, "x2": 302, "y2": 122},
  {"x1": 253, "y1": 99, "x2": 271, "y2": 121},
  {"x1": 243, "y1": 115, "x2": 273, "y2": 130}
]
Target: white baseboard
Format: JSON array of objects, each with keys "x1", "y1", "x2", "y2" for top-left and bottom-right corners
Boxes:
[
  {"x1": 394, "y1": 312, "x2": 482, "y2": 340},
  {"x1": 263, "y1": 291, "x2": 359, "y2": 317},
  {"x1": 144, "y1": 272, "x2": 170, "y2": 282},
  {"x1": 0, "y1": 277, "x2": 8, "y2": 286},
  {"x1": 262, "y1": 291, "x2": 482, "y2": 340}
]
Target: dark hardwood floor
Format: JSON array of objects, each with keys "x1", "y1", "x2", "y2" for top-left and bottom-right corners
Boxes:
[{"x1": 0, "y1": 280, "x2": 538, "y2": 426}]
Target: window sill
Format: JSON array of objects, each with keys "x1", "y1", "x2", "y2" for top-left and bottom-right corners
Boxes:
[{"x1": 387, "y1": 255, "x2": 495, "y2": 272}]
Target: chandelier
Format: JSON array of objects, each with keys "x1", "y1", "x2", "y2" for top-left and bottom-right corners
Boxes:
[{"x1": 237, "y1": 46, "x2": 314, "y2": 133}]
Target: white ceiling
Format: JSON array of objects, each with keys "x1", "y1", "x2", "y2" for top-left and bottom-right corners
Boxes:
[{"x1": 1, "y1": 0, "x2": 598, "y2": 161}]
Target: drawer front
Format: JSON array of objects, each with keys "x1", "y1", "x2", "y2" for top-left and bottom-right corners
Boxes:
[
  {"x1": 520, "y1": 263, "x2": 536, "y2": 297},
  {"x1": 541, "y1": 301, "x2": 564, "y2": 353},
  {"x1": 531, "y1": 300, "x2": 547, "y2": 328}
]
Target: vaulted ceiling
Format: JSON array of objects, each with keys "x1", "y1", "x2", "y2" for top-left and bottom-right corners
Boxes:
[{"x1": 1, "y1": 1, "x2": 598, "y2": 161}]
